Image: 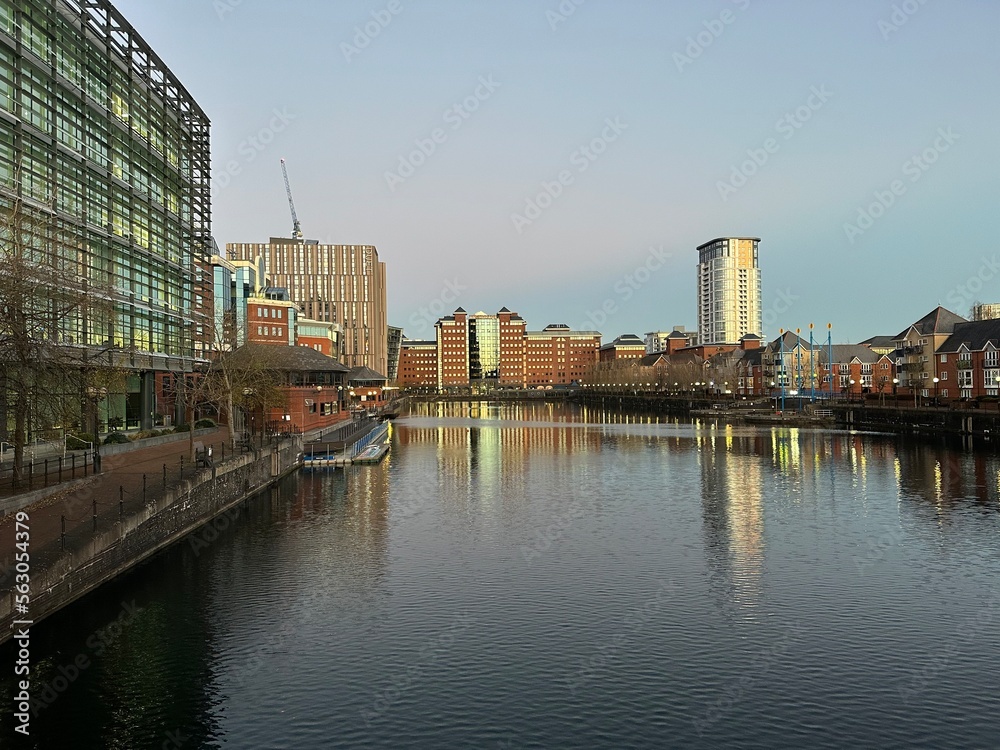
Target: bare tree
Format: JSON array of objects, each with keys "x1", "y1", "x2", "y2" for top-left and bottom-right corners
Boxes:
[
  {"x1": 178, "y1": 310, "x2": 285, "y2": 457},
  {"x1": 0, "y1": 181, "x2": 114, "y2": 479}
]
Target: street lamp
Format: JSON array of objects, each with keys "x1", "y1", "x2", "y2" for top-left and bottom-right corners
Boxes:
[{"x1": 932, "y1": 376, "x2": 939, "y2": 406}]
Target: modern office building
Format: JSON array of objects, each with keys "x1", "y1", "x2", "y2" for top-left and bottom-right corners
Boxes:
[
  {"x1": 0, "y1": 0, "x2": 211, "y2": 431},
  {"x1": 386, "y1": 325, "x2": 403, "y2": 381},
  {"x1": 696, "y1": 237, "x2": 762, "y2": 345},
  {"x1": 227, "y1": 238, "x2": 388, "y2": 376}
]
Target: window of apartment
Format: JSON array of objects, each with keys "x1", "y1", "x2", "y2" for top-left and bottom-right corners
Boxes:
[
  {"x1": 986, "y1": 350, "x2": 999, "y2": 367},
  {"x1": 257, "y1": 326, "x2": 263, "y2": 336},
  {"x1": 940, "y1": 372, "x2": 948, "y2": 380},
  {"x1": 940, "y1": 354, "x2": 948, "y2": 363}
]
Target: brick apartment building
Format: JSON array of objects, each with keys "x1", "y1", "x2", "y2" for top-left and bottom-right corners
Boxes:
[{"x1": 399, "y1": 308, "x2": 600, "y2": 390}]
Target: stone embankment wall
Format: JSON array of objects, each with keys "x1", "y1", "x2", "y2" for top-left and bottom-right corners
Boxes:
[{"x1": 0, "y1": 438, "x2": 301, "y2": 643}]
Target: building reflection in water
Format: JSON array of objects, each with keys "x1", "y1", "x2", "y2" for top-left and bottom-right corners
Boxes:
[{"x1": 398, "y1": 402, "x2": 1000, "y2": 612}]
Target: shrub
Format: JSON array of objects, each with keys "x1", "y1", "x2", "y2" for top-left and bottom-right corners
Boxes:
[
  {"x1": 194, "y1": 418, "x2": 217, "y2": 429},
  {"x1": 174, "y1": 424, "x2": 191, "y2": 433},
  {"x1": 66, "y1": 433, "x2": 95, "y2": 450},
  {"x1": 103, "y1": 432, "x2": 130, "y2": 445},
  {"x1": 132, "y1": 429, "x2": 166, "y2": 440}
]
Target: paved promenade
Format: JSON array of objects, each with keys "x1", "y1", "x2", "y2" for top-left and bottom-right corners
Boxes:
[{"x1": 0, "y1": 428, "x2": 235, "y2": 594}]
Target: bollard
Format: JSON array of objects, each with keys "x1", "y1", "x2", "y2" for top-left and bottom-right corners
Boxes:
[
  {"x1": 143, "y1": 474, "x2": 147, "y2": 504},
  {"x1": 84, "y1": 451, "x2": 88, "y2": 477},
  {"x1": 119, "y1": 485, "x2": 124, "y2": 520},
  {"x1": 61, "y1": 515, "x2": 65, "y2": 550},
  {"x1": 163, "y1": 463, "x2": 167, "y2": 489},
  {"x1": 180, "y1": 454, "x2": 184, "y2": 480},
  {"x1": 72, "y1": 453, "x2": 76, "y2": 479},
  {"x1": 93, "y1": 498, "x2": 97, "y2": 531},
  {"x1": 58, "y1": 456, "x2": 62, "y2": 483}
]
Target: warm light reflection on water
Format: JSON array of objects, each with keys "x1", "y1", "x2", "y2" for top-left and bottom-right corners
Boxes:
[{"x1": 5, "y1": 401, "x2": 1000, "y2": 749}]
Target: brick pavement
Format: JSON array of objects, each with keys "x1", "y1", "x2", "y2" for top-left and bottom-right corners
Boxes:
[{"x1": 0, "y1": 427, "x2": 242, "y2": 594}]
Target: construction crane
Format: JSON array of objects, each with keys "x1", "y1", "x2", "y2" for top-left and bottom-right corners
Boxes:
[{"x1": 280, "y1": 158, "x2": 303, "y2": 240}]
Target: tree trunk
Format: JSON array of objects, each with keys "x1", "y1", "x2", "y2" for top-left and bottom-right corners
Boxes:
[{"x1": 12, "y1": 392, "x2": 27, "y2": 482}]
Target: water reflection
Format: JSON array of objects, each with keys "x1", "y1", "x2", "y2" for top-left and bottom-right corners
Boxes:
[{"x1": 4, "y1": 401, "x2": 1000, "y2": 748}]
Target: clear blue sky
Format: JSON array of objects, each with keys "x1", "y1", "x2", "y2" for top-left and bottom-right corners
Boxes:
[{"x1": 116, "y1": 0, "x2": 1000, "y2": 342}]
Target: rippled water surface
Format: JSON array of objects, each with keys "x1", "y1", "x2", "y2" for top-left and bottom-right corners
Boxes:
[{"x1": 5, "y1": 402, "x2": 1000, "y2": 748}]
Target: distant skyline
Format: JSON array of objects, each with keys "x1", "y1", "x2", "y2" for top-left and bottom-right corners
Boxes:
[{"x1": 117, "y1": 0, "x2": 1000, "y2": 343}]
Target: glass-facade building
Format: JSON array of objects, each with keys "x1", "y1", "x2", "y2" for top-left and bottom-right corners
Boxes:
[{"x1": 0, "y1": 0, "x2": 210, "y2": 421}]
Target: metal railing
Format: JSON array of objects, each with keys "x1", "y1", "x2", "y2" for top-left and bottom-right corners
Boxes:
[{"x1": 0, "y1": 450, "x2": 98, "y2": 495}]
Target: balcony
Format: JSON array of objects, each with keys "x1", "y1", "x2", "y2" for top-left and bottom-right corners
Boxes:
[
  {"x1": 901, "y1": 345, "x2": 923, "y2": 355},
  {"x1": 898, "y1": 363, "x2": 923, "y2": 372},
  {"x1": 956, "y1": 358, "x2": 973, "y2": 370}
]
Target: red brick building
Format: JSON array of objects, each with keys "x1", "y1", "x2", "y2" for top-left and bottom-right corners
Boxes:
[
  {"x1": 248, "y1": 298, "x2": 295, "y2": 346},
  {"x1": 400, "y1": 308, "x2": 600, "y2": 390},
  {"x1": 935, "y1": 319, "x2": 1000, "y2": 401},
  {"x1": 498, "y1": 307, "x2": 527, "y2": 386},
  {"x1": 599, "y1": 334, "x2": 646, "y2": 362},
  {"x1": 525, "y1": 324, "x2": 601, "y2": 387},
  {"x1": 398, "y1": 340, "x2": 438, "y2": 388}
]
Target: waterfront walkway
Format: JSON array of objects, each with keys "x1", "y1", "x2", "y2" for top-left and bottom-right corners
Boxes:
[{"x1": 0, "y1": 427, "x2": 236, "y2": 592}]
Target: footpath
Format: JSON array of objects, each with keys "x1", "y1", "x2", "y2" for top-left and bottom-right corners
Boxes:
[{"x1": 0, "y1": 428, "x2": 232, "y2": 590}]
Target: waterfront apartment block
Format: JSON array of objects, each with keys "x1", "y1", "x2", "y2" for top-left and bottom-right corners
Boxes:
[
  {"x1": 599, "y1": 334, "x2": 646, "y2": 362},
  {"x1": 398, "y1": 339, "x2": 438, "y2": 388},
  {"x1": 645, "y1": 328, "x2": 696, "y2": 355},
  {"x1": 400, "y1": 308, "x2": 600, "y2": 390},
  {"x1": 525, "y1": 324, "x2": 601, "y2": 388},
  {"x1": 697, "y1": 237, "x2": 762, "y2": 345},
  {"x1": 893, "y1": 306, "x2": 967, "y2": 398},
  {"x1": 0, "y1": 0, "x2": 210, "y2": 432},
  {"x1": 935, "y1": 319, "x2": 1000, "y2": 400},
  {"x1": 971, "y1": 303, "x2": 1000, "y2": 322},
  {"x1": 228, "y1": 239, "x2": 387, "y2": 376}
]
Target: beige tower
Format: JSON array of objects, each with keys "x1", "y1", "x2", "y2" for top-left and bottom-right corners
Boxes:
[
  {"x1": 697, "y1": 237, "x2": 762, "y2": 345},
  {"x1": 228, "y1": 239, "x2": 388, "y2": 375}
]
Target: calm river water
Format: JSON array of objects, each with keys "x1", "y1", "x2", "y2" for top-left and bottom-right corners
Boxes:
[{"x1": 4, "y1": 401, "x2": 1000, "y2": 748}]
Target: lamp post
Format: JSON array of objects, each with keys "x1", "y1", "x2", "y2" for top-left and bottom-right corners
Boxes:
[
  {"x1": 849, "y1": 379, "x2": 856, "y2": 403},
  {"x1": 932, "y1": 377, "x2": 939, "y2": 406},
  {"x1": 995, "y1": 376, "x2": 1000, "y2": 412}
]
